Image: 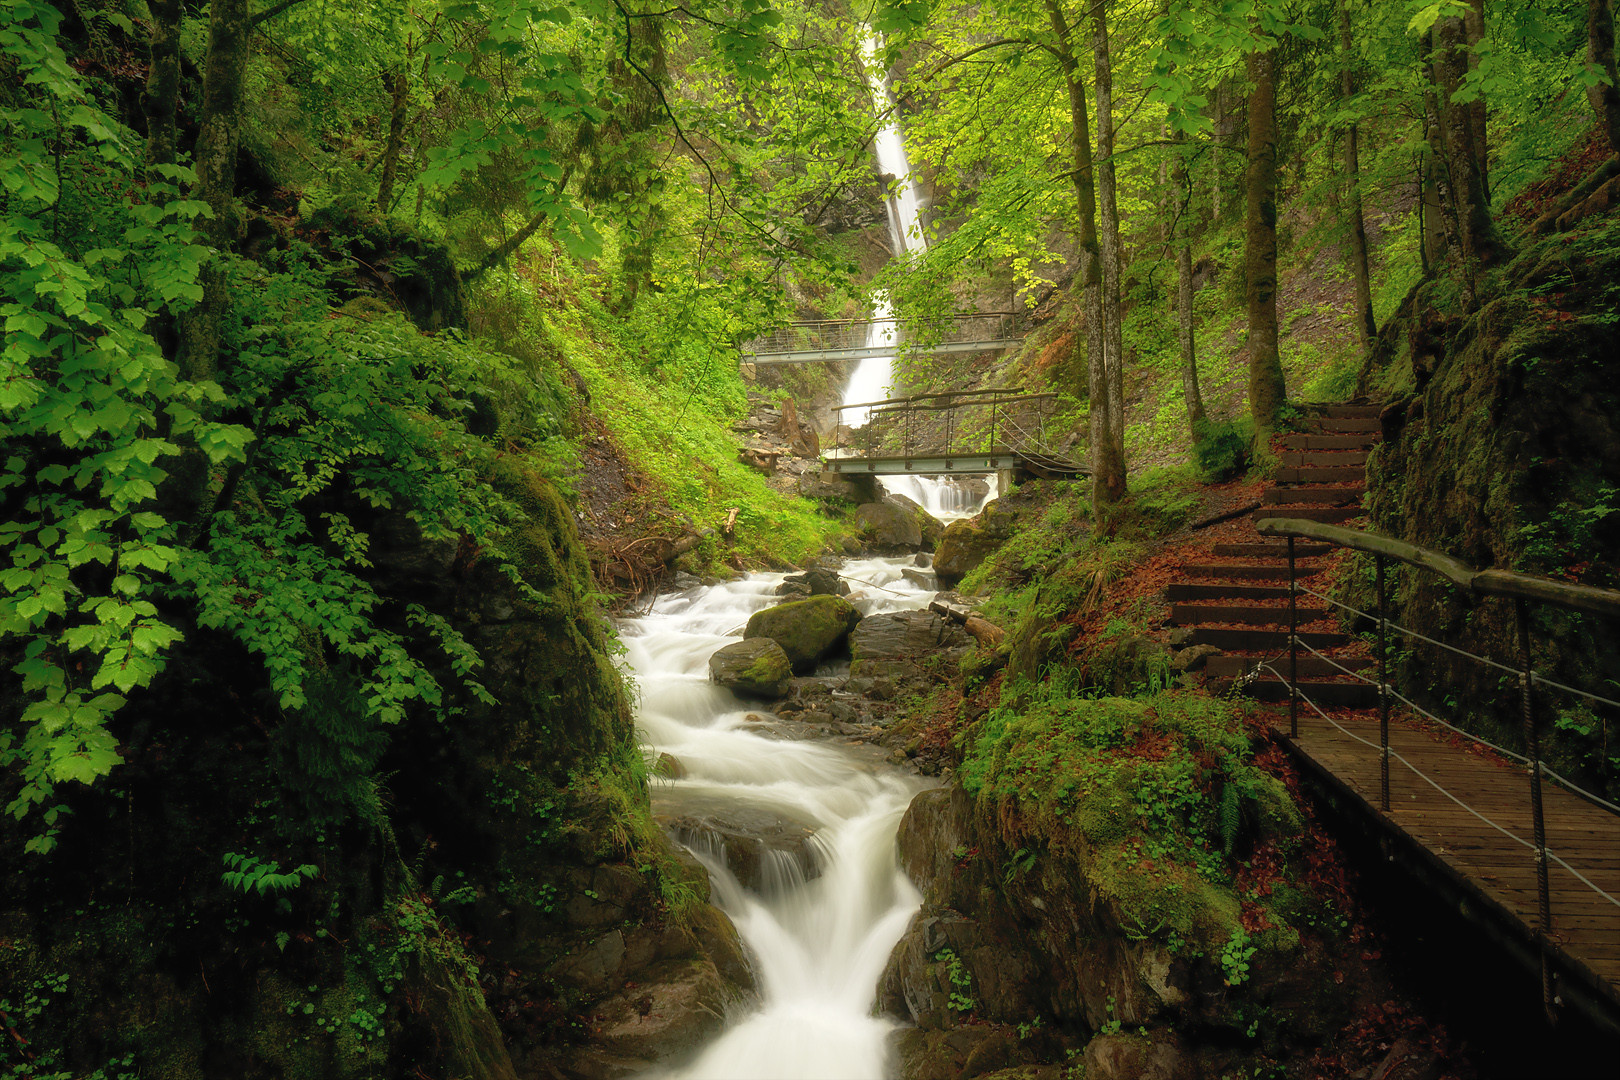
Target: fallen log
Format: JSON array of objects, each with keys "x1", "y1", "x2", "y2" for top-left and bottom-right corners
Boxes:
[
  {"x1": 665, "y1": 528, "x2": 715, "y2": 562},
  {"x1": 929, "y1": 600, "x2": 1007, "y2": 647}
]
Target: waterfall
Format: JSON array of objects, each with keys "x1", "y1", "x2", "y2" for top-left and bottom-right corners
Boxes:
[
  {"x1": 841, "y1": 33, "x2": 994, "y2": 522},
  {"x1": 627, "y1": 559, "x2": 938, "y2": 1079}
]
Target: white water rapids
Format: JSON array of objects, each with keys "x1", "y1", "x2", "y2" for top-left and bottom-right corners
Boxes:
[{"x1": 624, "y1": 559, "x2": 939, "y2": 1079}]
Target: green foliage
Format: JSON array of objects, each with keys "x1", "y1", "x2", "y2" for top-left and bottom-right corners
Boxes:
[
  {"x1": 221, "y1": 852, "x2": 320, "y2": 897},
  {"x1": 931, "y1": 947, "x2": 976, "y2": 1013},
  {"x1": 1192, "y1": 418, "x2": 1255, "y2": 483}
]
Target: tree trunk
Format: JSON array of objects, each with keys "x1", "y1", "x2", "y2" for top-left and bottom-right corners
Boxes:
[
  {"x1": 1173, "y1": 134, "x2": 1205, "y2": 438},
  {"x1": 1245, "y1": 46, "x2": 1285, "y2": 438},
  {"x1": 142, "y1": 0, "x2": 183, "y2": 169},
  {"x1": 1044, "y1": 0, "x2": 1122, "y2": 511},
  {"x1": 1434, "y1": 14, "x2": 1505, "y2": 275},
  {"x1": 376, "y1": 68, "x2": 409, "y2": 213},
  {"x1": 1590, "y1": 0, "x2": 1620, "y2": 155},
  {"x1": 178, "y1": 0, "x2": 252, "y2": 384},
  {"x1": 1464, "y1": 0, "x2": 1488, "y2": 200},
  {"x1": 1337, "y1": 0, "x2": 1376, "y2": 354},
  {"x1": 1091, "y1": 1, "x2": 1126, "y2": 480},
  {"x1": 1421, "y1": 81, "x2": 1450, "y2": 265}
]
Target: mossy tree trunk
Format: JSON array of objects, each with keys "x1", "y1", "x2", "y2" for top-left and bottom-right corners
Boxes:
[
  {"x1": 1433, "y1": 13, "x2": 1506, "y2": 278},
  {"x1": 1338, "y1": 0, "x2": 1377, "y2": 356},
  {"x1": 1044, "y1": 0, "x2": 1123, "y2": 510},
  {"x1": 1590, "y1": 0, "x2": 1620, "y2": 155},
  {"x1": 376, "y1": 68, "x2": 410, "y2": 213},
  {"x1": 1463, "y1": 0, "x2": 1488, "y2": 199},
  {"x1": 178, "y1": 0, "x2": 252, "y2": 383},
  {"x1": 141, "y1": 0, "x2": 183, "y2": 170},
  {"x1": 1172, "y1": 130, "x2": 1205, "y2": 437},
  {"x1": 1091, "y1": 1, "x2": 1126, "y2": 478},
  {"x1": 1245, "y1": 45, "x2": 1285, "y2": 438}
]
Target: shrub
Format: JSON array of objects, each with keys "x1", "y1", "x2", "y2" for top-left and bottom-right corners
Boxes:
[{"x1": 1192, "y1": 417, "x2": 1254, "y2": 482}]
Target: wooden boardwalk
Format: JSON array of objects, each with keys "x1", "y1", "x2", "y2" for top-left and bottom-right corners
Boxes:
[{"x1": 1272, "y1": 701, "x2": 1620, "y2": 1028}]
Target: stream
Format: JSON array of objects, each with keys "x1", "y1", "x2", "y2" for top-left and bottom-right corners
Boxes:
[{"x1": 623, "y1": 558, "x2": 943, "y2": 1079}]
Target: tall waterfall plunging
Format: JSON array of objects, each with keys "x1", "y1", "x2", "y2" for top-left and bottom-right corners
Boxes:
[
  {"x1": 627, "y1": 561, "x2": 937, "y2": 1079},
  {"x1": 839, "y1": 34, "x2": 994, "y2": 520}
]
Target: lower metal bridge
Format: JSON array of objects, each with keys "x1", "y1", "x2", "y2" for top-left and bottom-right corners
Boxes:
[
  {"x1": 822, "y1": 388, "x2": 1086, "y2": 479},
  {"x1": 741, "y1": 312, "x2": 1024, "y2": 365}
]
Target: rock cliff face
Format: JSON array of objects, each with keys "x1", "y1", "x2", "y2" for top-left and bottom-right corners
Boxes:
[
  {"x1": 879, "y1": 786, "x2": 1386, "y2": 1080},
  {"x1": 1361, "y1": 226, "x2": 1620, "y2": 786}
]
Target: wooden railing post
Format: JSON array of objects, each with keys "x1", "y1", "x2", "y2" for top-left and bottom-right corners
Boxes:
[
  {"x1": 1515, "y1": 599, "x2": 1555, "y2": 1016},
  {"x1": 1376, "y1": 553, "x2": 1391, "y2": 812},
  {"x1": 1288, "y1": 536, "x2": 1299, "y2": 738}
]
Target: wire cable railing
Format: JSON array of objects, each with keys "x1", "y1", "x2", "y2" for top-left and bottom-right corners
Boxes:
[
  {"x1": 826, "y1": 389, "x2": 1085, "y2": 477},
  {"x1": 1255, "y1": 517, "x2": 1620, "y2": 1014},
  {"x1": 741, "y1": 311, "x2": 1026, "y2": 362}
]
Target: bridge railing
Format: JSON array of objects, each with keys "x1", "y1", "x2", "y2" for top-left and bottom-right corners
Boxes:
[
  {"x1": 1255, "y1": 517, "x2": 1620, "y2": 1016},
  {"x1": 829, "y1": 388, "x2": 1061, "y2": 460},
  {"x1": 742, "y1": 311, "x2": 1025, "y2": 360}
]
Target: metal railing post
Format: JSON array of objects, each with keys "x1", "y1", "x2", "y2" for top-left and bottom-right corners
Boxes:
[
  {"x1": 1515, "y1": 599, "x2": 1555, "y2": 1016},
  {"x1": 990, "y1": 398, "x2": 998, "y2": 452},
  {"x1": 1288, "y1": 536, "x2": 1299, "y2": 738},
  {"x1": 1376, "y1": 554, "x2": 1391, "y2": 812}
]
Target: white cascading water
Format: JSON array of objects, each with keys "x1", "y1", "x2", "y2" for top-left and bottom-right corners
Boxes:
[
  {"x1": 626, "y1": 559, "x2": 940, "y2": 1079},
  {"x1": 840, "y1": 35, "x2": 995, "y2": 522}
]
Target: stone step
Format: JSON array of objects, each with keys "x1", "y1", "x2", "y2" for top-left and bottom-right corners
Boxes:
[
  {"x1": 1281, "y1": 451, "x2": 1369, "y2": 467},
  {"x1": 1183, "y1": 564, "x2": 1326, "y2": 580},
  {"x1": 1209, "y1": 677, "x2": 1380, "y2": 707},
  {"x1": 1306, "y1": 417, "x2": 1381, "y2": 433},
  {"x1": 1211, "y1": 542, "x2": 1332, "y2": 558},
  {"x1": 1169, "y1": 603, "x2": 1329, "y2": 627},
  {"x1": 1187, "y1": 627, "x2": 1351, "y2": 651},
  {"x1": 1167, "y1": 582, "x2": 1293, "y2": 601},
  {"x1": 1205, "y1": 654, "x2": 1373, "y2": 678},
  {"x1": 1317, "y1": 404, "x2": 1383, "y2": 419},
  {"x1": 1252, "y1": 505, "x2": 1364, "y2": 524},
  {"x1": 1263, "y1": 485, "x2": 1365, "y2": 505},
  {"x1": 1274, "y1": 466, "x2": 1366, "y2": 484},
  {"x1": 1278, "y1": 434, "x2": 1379, "y2": 451}
]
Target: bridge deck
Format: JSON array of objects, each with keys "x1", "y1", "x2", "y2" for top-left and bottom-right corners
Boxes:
[
  {"x1": 744, "y1": 339, "x2": 1021, "y2": 365},
  {"x1": 1273, "y1": 705, "x2": 1620, "y2": 1027}
]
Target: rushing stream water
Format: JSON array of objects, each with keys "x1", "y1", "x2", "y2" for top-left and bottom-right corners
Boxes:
[{"x1": 623, "y1": 559, "x2": 962, "y2": 1079}]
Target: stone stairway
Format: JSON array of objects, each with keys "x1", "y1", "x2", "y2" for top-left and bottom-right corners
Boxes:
[{"x1": 1169, "y1": 405, "x2": 1382, "y2": 708}]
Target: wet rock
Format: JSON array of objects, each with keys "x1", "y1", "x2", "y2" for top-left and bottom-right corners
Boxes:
[
  {"x1": 653, "y1": 753, "x2": 687, "y2": 780},
  {"x1": 1082, "y1": 1032, "x2": 1195, "y2": 1080},
  {"x1": 708, "y1": 639, "x2": 792, "y2": 699},
  {"x1": 774, "y1": 579, "x2": 813, "y2": 598},
  {"x1": 847, "y1": 610, "x2": 973, "y2": 697},
  {"x1": 853, "y1": 501, "x2": 924, "y2": 551},
  {"x1": 782, "y1": 567, "x2": 849, "y2": 597},
  {"x1": 664, "y1": 805, "x2": 823, "y2": 892},
  {"x1": 914, "y1": 552, "x2": 933, "y2": 567},
  {"x1": 933, "y1": 511, "x2": 1015, "y2": 587},
  {"x1": 566, "y1": 957, "x2": 738, "y2": 1078},
  {"x1": 743, "y1": 594, "x2": 861, "y2": 671},
  {"x1": 901, "y1": 567, "x2": 937, "y2": 590},
  {"x1": 667, "y1": 571, "x2": 704, "y2": 591},
  {"x1": 885, "y1": 492, "x2": 947, "y2": 549},
  {"x1": 799, "y1": 470, "x2": 878, "y2": 503}
]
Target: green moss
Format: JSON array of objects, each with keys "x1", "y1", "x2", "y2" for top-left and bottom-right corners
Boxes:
[{"x1": 743, "y1": 594, "x2": 860, "y2": 670}]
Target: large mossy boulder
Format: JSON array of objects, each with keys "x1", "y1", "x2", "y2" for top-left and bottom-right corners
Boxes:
[
  {"x1": 743, "y1": 594, "x2": 861, "y2": 671},
  {"x1": 853, "y1": 500, "x2": 924, "y2": 551},
  {"x1": 708, "y1": 638, "x2": 793, "y2": 698},
  {"x1": 934, "y1": 505, "x2": 1018, "y2": 586}
]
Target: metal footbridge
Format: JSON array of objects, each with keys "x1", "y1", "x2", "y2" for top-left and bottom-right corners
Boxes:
[
  {"x1": 741, "y1": 312, "x2": 1025, "y2": 365},
  {"x1": 823, "y1": 389, "x2": 1086, "y2": 479}
]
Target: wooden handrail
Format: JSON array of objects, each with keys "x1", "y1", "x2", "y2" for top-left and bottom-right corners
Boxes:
[{"x1": 1256, "y1": 518, "x2": 1620, "y2": 619}]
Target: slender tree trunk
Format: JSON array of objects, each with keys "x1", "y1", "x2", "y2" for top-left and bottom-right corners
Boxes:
[
  {"x1": 1173, "y1": 133, "x2": 1205, "y2": 438},
  {"x1": 1044, "y1": 0, "x2": 1121, "y2": 510},
  {"x1": 1091, "y1": 1, "x2": 1125, "y2": 480},
  {"x1": 1434, "y1": 14, "x2": 1506, "y2": 275},
  {"x1": 1464, "y1": 0, "x2": 1488, "y2": 199},
  {"x1": 1337, "y1": 0, "x2": 1376, "y2": 354},
  {"x1": 178, "y1": 0, "x2": 252, "y2": 384},
  {"x1": 1245, "y1": 46, "x2": 1286, "y2": 439},
  {"x1": 376, "y1": 69, "x2": 409, "y2": 212},
  {"x1": 1590, "y1": 0, "x2": 1620, "y2": 154},
  {"x1": 1421, "y1": 78, "x2": 1450, "y2": 265},
  {"x1": 142, "y1": 0, "x2": 183, "y2": 169}
]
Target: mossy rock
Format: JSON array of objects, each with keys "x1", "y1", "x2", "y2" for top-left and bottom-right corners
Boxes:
[
  {"x1": 742, "y1": 594, "x2": 860, "y2": 671},
  {"x1": 709, "y1": 638, "x2": 793, "y2": 698}
]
